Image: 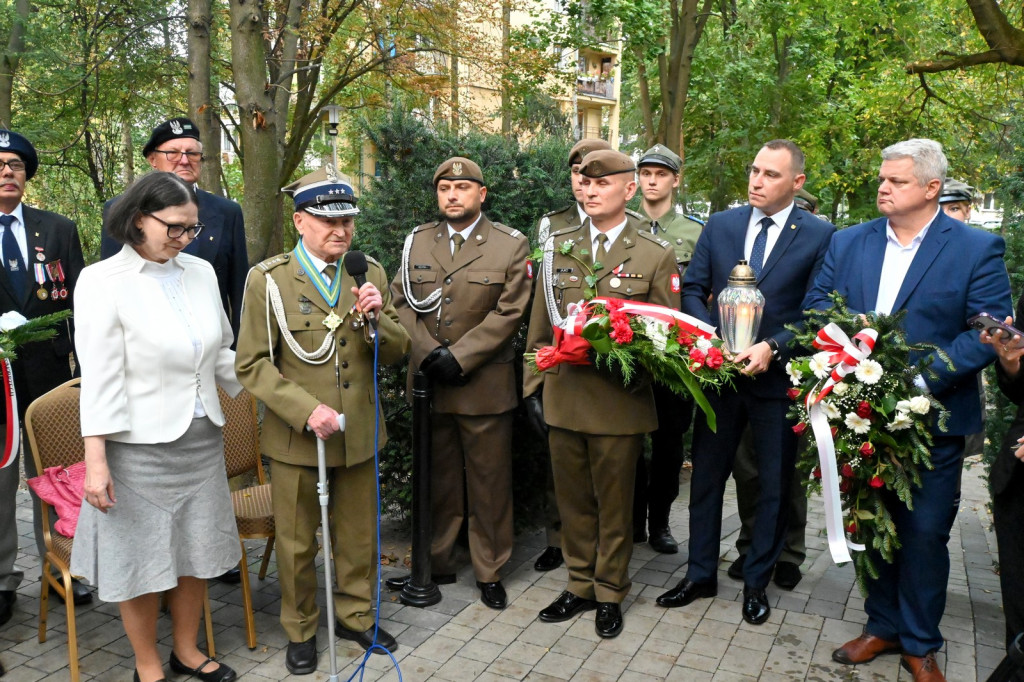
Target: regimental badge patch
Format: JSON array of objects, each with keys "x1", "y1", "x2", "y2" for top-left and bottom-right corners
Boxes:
[{"x1": 670, "y1": 273, "x2": 681, "y2": 293}]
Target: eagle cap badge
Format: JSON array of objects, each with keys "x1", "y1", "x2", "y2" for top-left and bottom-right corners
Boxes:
[
  {"x1": 325, "y1": 163, "x2": 339, "y2": 182},
  {"x1": 0, "y1": 132, "x2": 9, "y2": 148},
  {"x1": 452, "y1": 161, "x2": 463, "y2": 176},
  {"x1": 169, "y1": 120, "x2": 183, "y2": 135}
]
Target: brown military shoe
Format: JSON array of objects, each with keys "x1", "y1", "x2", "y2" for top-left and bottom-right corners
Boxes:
[
  {"x1": 831, "y1": 633, "x2": 901, "y2": 664},
  {"x1": 901, "y1": 653, "x2": 945, "y2": 681}
]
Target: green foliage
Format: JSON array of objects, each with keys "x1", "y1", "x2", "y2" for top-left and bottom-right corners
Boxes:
[
  {"x1": 0, "y1": 310, "x2": 72, "y2": 360},
  {"x1": 355, "y1": 105, "x2": 572, "y2": 528}
]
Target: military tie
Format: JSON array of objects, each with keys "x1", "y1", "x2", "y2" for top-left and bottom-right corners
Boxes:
[
  {"x1": 1, "y1": 214, "x2": 26, "y2": 300},
  {"x1": 451, "y1": 233, "x2": 465, "y2": 256},
  {"x1": 650, "y1": 220, "x2": 660, "y2": 235},
  {"x1": 593, "y1": 233, "x2": 609, "y2": 267},
  {"x1": 750, "y1": 216, "x2": 773, "y2": 278},
  {"x1": 322, "y1": 263, "x2": 337, "y2": 283}
]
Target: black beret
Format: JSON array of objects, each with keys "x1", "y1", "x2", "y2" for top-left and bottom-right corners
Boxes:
[
  {"x1": 142, "y1": 118, "x2": 202, "y2": 158},
  {"x1": 0, "y1": 129, "x2": 39, "y2": 180},
  {"x1": 433, "y1": 157, "x2": 484, "y2": 186}
]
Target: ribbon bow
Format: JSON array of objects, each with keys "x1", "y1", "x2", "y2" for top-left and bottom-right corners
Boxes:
[{"x1": 807, "y1": 323, "x2": 878, "y2": 405}]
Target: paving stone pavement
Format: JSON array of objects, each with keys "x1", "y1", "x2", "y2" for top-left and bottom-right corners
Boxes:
[{"x1": 0, "y1": 456, "x2": 1007, "y2": 681}]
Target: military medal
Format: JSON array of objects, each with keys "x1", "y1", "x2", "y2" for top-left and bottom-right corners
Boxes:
[
  {"x1": 610, "y1": 277, "x2": 621, "y2": 288},
  {"x1": 33, "y1": 263, "x2": 49, "y2": 300},
  {"x1": 322, "y1": 311, "x2": 343, "y2": 332},
  {"x1": 36, "y1": 288, "x2": 47, "y2": 300}
]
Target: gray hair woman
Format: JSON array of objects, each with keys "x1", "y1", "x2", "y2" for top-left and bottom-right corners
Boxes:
[{"x1": 72, "y1": 172, "x2": 241, "y2": 682}]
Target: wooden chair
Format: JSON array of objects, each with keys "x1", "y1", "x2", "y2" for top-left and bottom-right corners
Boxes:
[
  {"x1": 25, "y1": 378, "x2": 216, "y2": 682},
  {"x1": 219, "y1": 386, "x2": 274, "y2": 649}
]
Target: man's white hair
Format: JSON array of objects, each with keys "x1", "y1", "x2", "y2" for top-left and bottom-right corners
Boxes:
[{"x1": 881, "y1": 138, "x2": 948, "y2": 188}]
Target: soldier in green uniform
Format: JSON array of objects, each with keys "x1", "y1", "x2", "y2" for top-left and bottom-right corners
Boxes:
[
  {"x1": 529, "y1": 138, "x2": 611, "y2": 573},
  {"x1": 632, "y1": 144, "x2": 703, "y2": 554},
  {"x1": 234, "y1": 166, "x2": 410, "y2": 675},
  {"x1": 525, "y1": 149, "x2": 678, "y2": 639}
]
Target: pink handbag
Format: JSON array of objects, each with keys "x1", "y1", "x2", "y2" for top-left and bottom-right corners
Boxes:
[{"x1": 27, "y1": 461, "x2": 86, "y2": 538}]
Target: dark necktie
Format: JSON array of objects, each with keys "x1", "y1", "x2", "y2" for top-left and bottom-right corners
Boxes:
[
  {"x1": 750, "y1": 216, "x2": 773, "y2": 278},
  {"x1": 322, "y1": 263, "x2": 337, "y2": 283},
  {"x1": 1, "y1": 214, "x2": 26, "y2": 300},
  {"x1": 594, "y1": 233, "x2": 609, "y2": 266},
  {"x1": 650, "y1": 220, "x2": 660, "y2": 235},
  {"x1": 451, "y1": 233, "x2": 465, "y2": 256}
]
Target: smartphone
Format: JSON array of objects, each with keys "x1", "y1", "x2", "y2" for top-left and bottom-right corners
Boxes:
[{"x1": 969, "y1": 312, "x2": 1024, "y2": 348}]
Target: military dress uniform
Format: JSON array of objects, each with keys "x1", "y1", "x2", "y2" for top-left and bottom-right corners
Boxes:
[
  {"x1": 391, "y1": 210, "x2": 530, "y2": 584},
  {"x1": 525, "y1": 212, "x2": 677, "y2": 604}
]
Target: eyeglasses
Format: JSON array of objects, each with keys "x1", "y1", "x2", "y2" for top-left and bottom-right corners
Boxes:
[
  {"x1": 152, "y1": 149, "x2": 205, "y2": 163},
  {"x1": 0, "y1": 159, "x2": 26, "y2": 172},
  {"x1": 145, "y1": 213, "x2": 205, "y2": 240}
]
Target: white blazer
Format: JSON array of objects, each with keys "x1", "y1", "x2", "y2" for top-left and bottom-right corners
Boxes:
[{"x1": 76, "y1": 245, "x2": 243, "y2": 443}]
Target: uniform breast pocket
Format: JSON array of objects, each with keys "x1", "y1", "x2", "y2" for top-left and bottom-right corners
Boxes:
[
  {"x1": 554, "y1": 276, "x2": 585, "y2": 308},
  {"x1": 466, "y1": 270, "x2": 506, "y2": 311},
  {"x1": 410, "y1": 269, "x2": 439, "y2": 299},
  {"x1": 285, "y1": 313, "x2": 327, "y2": 352},
  {"x1": 610, "y1": 279, "x2": 650, "y2": 300}
]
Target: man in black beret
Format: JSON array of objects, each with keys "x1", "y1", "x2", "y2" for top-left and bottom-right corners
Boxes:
[
  {"x1": 101, "y1": 117, "x2": 249, "y2": 347},
  {"x1": 0, "y1": 129, "x2": 89, "y2": 618}
]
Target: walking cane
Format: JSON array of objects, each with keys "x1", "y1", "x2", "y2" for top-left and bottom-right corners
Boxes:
[{"x1": 313, "y1": 414, "x2": 345, "y2": 682}]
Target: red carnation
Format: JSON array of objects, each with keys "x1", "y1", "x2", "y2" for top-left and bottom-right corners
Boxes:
[
  {"x1": 604, "y1": 298, "x2": 624, "y2": 312},
  {"x1": 839, "y1": 479, "x2": 852, "y2": 493},
  {"x1": 812, "y1": 466, "x2": 822, "y2": 479},
  {"x1": 869, "y1": 475, "x2": 884, "y2": 488},
  {"x1": 841, "y1": 463, "x2": 854, "y2": 478},
  {"x1": 856, "y1": 401, "x2": 872, "y2": 418},
  {"x1": 706, "y1": 348, "x2": 724, "y2": 370},
  {"x1": 689, "y1": 347, "x2": 706, "y2": 368},
  {"x1": 846, "y1": 520, "x2": 858, "y2": 533},
  {"x1": 677, "y1": 331, "x2": 695, "y2": 347},
  {"x1": 610, "y1": 318, "x2": 633, "y2": 344},
  {"x1": 859, "y1": 442, "x2": 875, "y2": 457},
  {"x1": 792, "y1": 422, "x2": 808, "y2": 436},
  {"x1": 787, "y1": 388, "x2": 802, "y2": 401}
]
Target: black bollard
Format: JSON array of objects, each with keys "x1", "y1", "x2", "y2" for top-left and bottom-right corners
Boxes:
[{"x1": 398, "y1": 371, "x2": 442, "y2": 607}]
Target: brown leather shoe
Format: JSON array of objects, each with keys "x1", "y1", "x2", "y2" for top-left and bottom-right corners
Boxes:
[
  {"x1": 831, "y1": 633, "x2": 901, "y2": 664},
  {"x1": 901, "y1": 653, "x2": 945, "y2": 681}
]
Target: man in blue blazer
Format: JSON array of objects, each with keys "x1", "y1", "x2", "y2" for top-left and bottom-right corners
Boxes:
[
  {"x1": 101, "y1": 118, "x2": 248, "y2": 345},
  {"x1": 814, "y1": 139, "x2": 1010, "y2": 681},
  {"x1": 656, "y1": 140, "x2": 835, "y2": 625}
]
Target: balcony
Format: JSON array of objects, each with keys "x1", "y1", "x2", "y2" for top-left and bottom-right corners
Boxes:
[{"x1": 577, "y1": 76, "x2": 614, "y2": 99}]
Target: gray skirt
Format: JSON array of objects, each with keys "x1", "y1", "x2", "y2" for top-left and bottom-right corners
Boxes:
[{"x1": 71, "y1": 417, "x2": 241, "y2": 602}]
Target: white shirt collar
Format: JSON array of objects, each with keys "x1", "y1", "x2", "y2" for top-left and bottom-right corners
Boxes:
[
  {"x1": 751, "y1": 202, "x2": 794, "y2": 228},
  {"x1": 884, "y1": 208, "x2": 940, "y2": 248},
  {"x1": 0, "y1": 203, "x2": 25, "y2": 227},
  {"x1": 447, "y1": 213, "x2": 483, "y2": 241},
  {"x1": 588, "y1": 216, "x2": 628, "y2": 250}
]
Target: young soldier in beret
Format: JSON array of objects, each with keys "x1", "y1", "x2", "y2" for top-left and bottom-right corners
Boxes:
[
  {"x1": 234, "y1": 165, "x2": 410, "y2": 674},
  {"x1": 0, "y1": 129, "x2": 89, "y2": 617},
  {"x1": 389, "y1": 156, "x2": 531, "y2": 610},
  {"x1": 525, "y1": 149, "x2": 677, "y2": 638}
]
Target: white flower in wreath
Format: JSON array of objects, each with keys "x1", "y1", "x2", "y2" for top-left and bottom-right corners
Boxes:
[
  {"x1": 643, "y1": 318, "x2": 669, "y2": 352},
  {"x1": 887, "y1": 412, "x2": 913, "y2": 431},
  {"x1": 896, "y1": 399, "x2": 912, "y2": 413},
  {"x1": 908, "y1": 395, "x2": 931, "y2": 415},
  {"x1": 696, "y1": 336, "x2": 713, "y2": 352},
  {"x1": 809, "y1": 352, "x2": 832, "y2": 379},
  {"x1": 0, "y1": 311, "x2": 27, "y2": 331},
  {"x1": 854, "y1": 359, "x2": 883, "y2": 385},
  {"x1": 822, "y1": 400, "x2": 841, "y2": 421},
  {"x1": 832, "y1": 381, "x2": 849, "y2": 396},
  {"x1": 845, "y1": 412, "x2": 872, "y2": 434},
  {"x1": 786, "y1": 362, "x2": 803, "y2": 386}
]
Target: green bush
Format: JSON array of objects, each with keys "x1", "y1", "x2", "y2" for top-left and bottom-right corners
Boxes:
[{"x1": 355, "y1": 105, "x2": 573, "y2": 530}]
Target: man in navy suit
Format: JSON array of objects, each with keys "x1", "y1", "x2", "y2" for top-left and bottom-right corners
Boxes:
[
  {"x1": 101, "y1": 118, "x2": 248, "y2": 344},
  {"x1": 656, "y1": 140, "x2": 835, "y2": 625},
  {"x1": 818, "y1": 139, "x2": 1010, "y2": 681},
  {"x1": 0, "y1": 129, "x2": 90, "y2": 621}
]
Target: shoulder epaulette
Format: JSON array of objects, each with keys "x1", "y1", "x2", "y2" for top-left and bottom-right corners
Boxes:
[
  {"x1": 625, "y1": 208, "x2": 644, "y2": 220},
  {"x1": 549, "y1": 222, "x2": 584, "y2": 240},
  {"x1": 636, "y1": 230, "x2": 671, "y2": 249},
  {"x1": 492, "y1": 222, "x2": 523, "y2": 239},
  {"x1": 256, "y1": 253, "x2": 290, "y2": 272},
  {"x1": 543, "y1": 205, "x2": 574, "y2": 219},
  {"x1": 412, "y1": 221, "x2": 442, "y2": 234}
]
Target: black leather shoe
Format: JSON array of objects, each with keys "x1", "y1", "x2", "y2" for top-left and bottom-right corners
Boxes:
[
  {"x1": 384, "y1": 573, "x2": 456, "y2": 590},
  {"x1": 538, "y1": 590, "x2": 597, "y2": 622},
  {"x1": 285, "y1": 636, "x2": 317, "y2": 675},
  {"x1": 773, "y1": 561, "x2": 802, "y2": 590},
  {"x1": 213, "y1": 568, "x2": 242, "y2": 584},
  {"x1": 52, "y1": 579, "x2": 93, "y2": 606},
  {"x1": 742, "y1": 586, "x2": 771, "y2": 624},
  {"x1": 727, "y1": 554, "x2": 746, "y2": 581},
  {"x1": 656, "y1": 578, "x2": 717, "y2": 608},
  {"x1": 169, "y1": 651, "x2": 237, "y2": 682},
  {"x1": 648, "y1": 527, "x2": 679, "y2": 554},
  {"x1": 533, "y1": 546, "x2": 564, "y2": 572},
  {"x1": 133, "y1": 671, "x2": 166, "y2": 682},
  {"x1": 595, "y1": 602, "x2": 623, "y2": 638},
  {"x1": 477, "y1": 581, "x2": 507, "y2": 610},
  {"x1": 336, "y1": 623, "x2": 398, "y2": 654},
  {"x1": 0, "y1": 590, "x2": 15, "y2": 626}
]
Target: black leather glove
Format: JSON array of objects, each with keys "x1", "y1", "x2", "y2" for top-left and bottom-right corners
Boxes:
[
  {"x1": 420, "y1": 346, "x2": 470, "y2": 386},
  {"x1": 524, "y1": 394, "x2": 548, "y2": 437}
]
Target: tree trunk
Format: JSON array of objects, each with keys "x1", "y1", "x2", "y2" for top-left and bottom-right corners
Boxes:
[
  {"x1": 230, "y1": 0, "x2": 282, "y2": 262},
  {"x1": 187, "y1": 0, "x2": 223, "y2": 194},
  {"x1": 501, "y1": 0, "x2": 511, "y2": 135},
  {"x1": 121, "y1": 119, "x2": 135, "y2": 185},
  {"x1": 0, "y1": 0, "x2": 29, "y2": 127}
]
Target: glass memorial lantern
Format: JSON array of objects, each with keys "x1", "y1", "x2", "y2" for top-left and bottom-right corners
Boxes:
[{"x1": 717, "y1": 260, "x2": 765, "y2": 355}]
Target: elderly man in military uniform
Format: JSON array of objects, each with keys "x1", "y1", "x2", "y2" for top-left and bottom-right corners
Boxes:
[
  {"x1": 525, "y1": 149, "x2": 678, "y2": 638},
  {"x1": 632, "y1": 144, "x2": 703, "y2": 554},
  {"x1": 234, "y1": 166, "x2": 410, "y2": 675},
  {"x1": 529, "y1": 138, "x2": 611, "y2": 573},
  {"x1": 390, "y1": 157, "x2": 530, "y2": 610}
]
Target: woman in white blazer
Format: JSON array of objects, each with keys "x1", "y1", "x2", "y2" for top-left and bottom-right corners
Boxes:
[{"x1": 72, "y1": 172, "x2": 242, "y2": 682}]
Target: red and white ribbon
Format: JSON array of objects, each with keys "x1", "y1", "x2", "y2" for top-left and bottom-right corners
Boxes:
[
  {"x1": 563, "y1": 297, "x2": 716, "y2": 339},
  {"x1": 804, "y1": 323, "x2": 877, "y2": 563},
  {"x1": 1, "y1": 359, "x2": 18, "y2": 469}
]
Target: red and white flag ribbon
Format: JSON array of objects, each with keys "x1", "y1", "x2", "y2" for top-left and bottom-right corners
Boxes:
[{"x1": 1, "y1": 359, "x2": 19, "y2": 469}]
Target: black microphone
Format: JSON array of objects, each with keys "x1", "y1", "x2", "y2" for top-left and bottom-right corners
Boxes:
[{"x1": 343, "y1": 250, "x2": 378, "y2": 331}]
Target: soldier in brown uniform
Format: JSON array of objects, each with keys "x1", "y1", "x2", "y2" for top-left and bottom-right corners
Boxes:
[
  {"x1": 234, "y1": 166, "x2": 410, "y2": 675},
  {"x1": 525, "y1": 149, "x2": 678, "y2": 638},
  {"x1": 530, "y1": 138, "x2": 611, "y2": 573},
  {"x1": 390, "y1": 157, "x2": 530, "y2": 609}
]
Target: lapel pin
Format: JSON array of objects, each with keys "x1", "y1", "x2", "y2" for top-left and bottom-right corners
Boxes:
[
  {"x1": 790, "y1": 225, "x2": 796, "y2": 230},
  {"x1": 476, "y1": 234, "x2": 482, "y2": 240}
]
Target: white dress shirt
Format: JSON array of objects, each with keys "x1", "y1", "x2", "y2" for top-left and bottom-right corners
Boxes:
[
  {"x1": 874, "y1": 209, "x2": 939, "y2": 315},
  {"x1": 744, "y1": 203, "x2": 794, "y2": 264},
  {"x1": 447, "y1": 214, "x2": 483, "y2": 255},
  {"x1": 0, "y1": 203, "x2": 29, "y2": 263}
]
